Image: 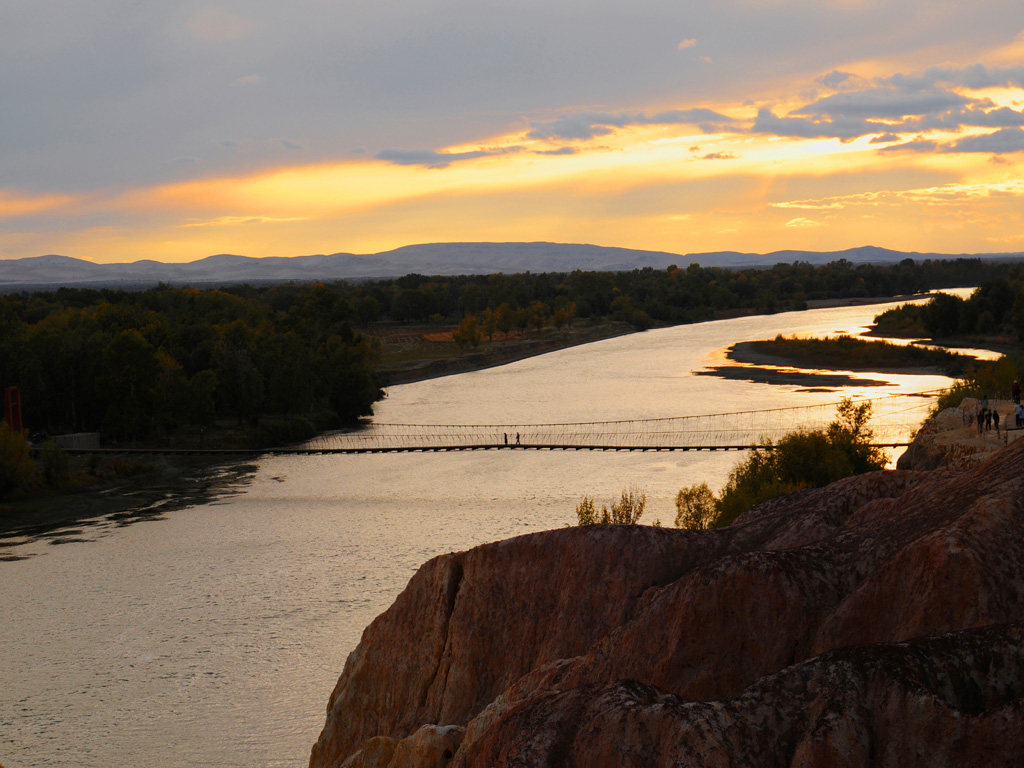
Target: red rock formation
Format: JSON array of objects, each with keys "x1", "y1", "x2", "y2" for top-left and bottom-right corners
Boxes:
[{"x1": 311, "y1": 439, "x2": 1024, "y2": 768}]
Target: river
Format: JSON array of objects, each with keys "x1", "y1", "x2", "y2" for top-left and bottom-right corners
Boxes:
[{"x1": 0, "y1": 297, "x2": 970, "y2": 767}]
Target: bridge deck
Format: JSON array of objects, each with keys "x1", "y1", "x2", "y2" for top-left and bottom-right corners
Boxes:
[
  {"x1": 59, "y1": 442, "x2": 911, "y2": 456},
  {"x1": 52, "y1": 392, "x2": 938, "y2": 457}
]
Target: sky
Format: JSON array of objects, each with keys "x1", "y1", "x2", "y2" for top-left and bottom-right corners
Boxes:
[{"x1": 4, "y1": 0, "x2": 1024, "y2": 264}]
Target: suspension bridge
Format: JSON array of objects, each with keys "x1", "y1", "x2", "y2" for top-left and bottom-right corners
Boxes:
[
  {"x1": 292, "y1": 390, "x2": 940, "y2": 455},
  {"x1": 56, "y1": 391, "x2": 941, "y2": 456}
]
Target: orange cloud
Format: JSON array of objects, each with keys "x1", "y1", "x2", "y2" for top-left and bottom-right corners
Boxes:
[{"x1": 0, "y1": 189, "x2": 75, "y2": 218}]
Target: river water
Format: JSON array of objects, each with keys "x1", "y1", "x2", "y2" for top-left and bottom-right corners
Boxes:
[{"x1": 0, "y1": 298, "x2": 967, "y2": 767}]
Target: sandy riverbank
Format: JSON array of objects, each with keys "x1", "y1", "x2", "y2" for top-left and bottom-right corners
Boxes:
[{"x1": 695, "y1": 340, "x2": 938, "y2": 388}]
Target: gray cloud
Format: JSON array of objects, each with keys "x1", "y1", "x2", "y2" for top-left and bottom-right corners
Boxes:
[
  {"x1": 943, "y1": 128, "x2": 1024, "y2": 154},
  {"x1": 280, "y1": 138, "x2": 304, "y2": 150},
  {"x1": 534, "y1": 147, "x2": 579, "y2": 156},
  {"x1": 816, "y1": 70, "x2": 864, "y2": 90},
  {"x1": 878, "y1": 127, "x2": 1024, "y2": 155},
  {"x1": 753, "y1": 108, "x2": 873, "y2": 141},
  {"x1": 794, "y1": 86, "x2": 970, "y2": 121},
  {"x1": 375, "y1": 147, "x2": 523, "y2": 168},
  {"x1": 528, "y1": 108, "x2": 736, "y2": 141},
  {"x1": 956, "y1": 106, "x2": 1024, "y2": 128},
  {"x1": 880, "y1": 139, "x2": 940, "y2": 153},
  {"x1": 888, "y1": 64, "x2": 1024, "y2": 91}
]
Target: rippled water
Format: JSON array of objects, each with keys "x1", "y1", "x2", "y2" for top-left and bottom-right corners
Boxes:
[{"x1": 0, "y1": 299, "x2": 964, "y2": 767}]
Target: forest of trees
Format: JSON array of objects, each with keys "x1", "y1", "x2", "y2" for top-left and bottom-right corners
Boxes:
[
  {"x1": 2, "y1": 255, "x2": 1022, "y2": 444},
  {"x1": 874, "y1": 274, "x2": 1024, "y2": 339},
  {"x1": 0, "y1": 284, "x2": 384, "y2": 443}
]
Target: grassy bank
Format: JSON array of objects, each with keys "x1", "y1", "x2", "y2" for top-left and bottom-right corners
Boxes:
[{"x1": 369, "y1": 319, "x2": 637, "y2": 384}]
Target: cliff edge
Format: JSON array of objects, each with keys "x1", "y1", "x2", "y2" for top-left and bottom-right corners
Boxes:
[
  {"x1": 898, "y1": 397, "x2": 1022, "y2": 470},
  {"x1": 311, "y1": 437, "x2": 1024, "y2": 767}
]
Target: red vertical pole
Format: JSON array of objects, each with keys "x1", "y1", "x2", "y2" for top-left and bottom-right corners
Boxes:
[{"x1": 5, "y1": 387, "x2": 22, "y2": 433}]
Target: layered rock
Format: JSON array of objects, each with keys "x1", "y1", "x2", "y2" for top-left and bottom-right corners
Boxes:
[{"x1": 311, "y1": 439, "x2": 1024, "y2": 768}]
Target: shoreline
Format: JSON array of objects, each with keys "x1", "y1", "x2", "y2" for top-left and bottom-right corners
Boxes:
[{"x1": 0, "y1": 454, "x2": 258, "y2": 544}]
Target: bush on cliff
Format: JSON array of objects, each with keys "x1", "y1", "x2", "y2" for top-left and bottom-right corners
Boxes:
[
  {"x1": 676, "y1": 399, "x2": 887, "y2": 529},
  {"x1": 576, "y1": 486, "x2": 646, "y2": 525},
  {"x1": 674, "y1": 482, "x2": 718, "y2": 529}
]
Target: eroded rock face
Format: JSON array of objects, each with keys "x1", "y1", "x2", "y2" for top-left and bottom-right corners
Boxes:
[
  {"x1": 311, "y1": 440, "x2": 1024, "y2": 768},
  {"x1": 454, "y1": 625, "x2": 1024, "y2": 768}
]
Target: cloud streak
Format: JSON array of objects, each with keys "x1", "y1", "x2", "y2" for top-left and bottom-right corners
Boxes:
[
  {"x1": 375, "y1": 147, "x2": 525, "y2": 168},
  {"x1": 771, "y1": 179, "x2": 1024, "y2": 211},
  {"x1": 180, "y1": 215, "x2": 311, "y2": 228},
  {"x1": 527, "y1": 109, "x2": 737, "y2": 141}
]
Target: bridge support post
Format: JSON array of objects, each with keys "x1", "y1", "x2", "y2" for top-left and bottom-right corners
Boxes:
[{"x1": 4, "y1": 387, "x2": 22, "y2": 433}]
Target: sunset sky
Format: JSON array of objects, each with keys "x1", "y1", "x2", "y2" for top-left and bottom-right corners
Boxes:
[{"x1": 4, "y1": 1, "x2": 1024, "y2": 264}]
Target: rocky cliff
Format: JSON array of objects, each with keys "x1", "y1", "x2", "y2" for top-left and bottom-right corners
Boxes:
[{"x1": 311, "y1": 438, "x2": 1024, "y2": 768}]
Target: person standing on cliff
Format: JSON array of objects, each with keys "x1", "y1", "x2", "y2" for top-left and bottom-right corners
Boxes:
[
  {"x1": 1014, "y1": 380, "x2": 1021, "y2": 405},
  {"x1": 993, "y1": 408, "x2": 1000, "y2": 434}
]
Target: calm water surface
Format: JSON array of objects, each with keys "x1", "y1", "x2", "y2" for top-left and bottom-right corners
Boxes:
[{"x1": 0, "y1": 300, "x2": 962, "y2": 767}]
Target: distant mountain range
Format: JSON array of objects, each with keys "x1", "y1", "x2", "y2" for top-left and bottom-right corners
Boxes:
[{"x1": 2, "y1": 242, "x2": 1022, "y2": 291}]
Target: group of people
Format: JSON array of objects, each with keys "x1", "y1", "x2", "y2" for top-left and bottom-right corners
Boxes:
[
  {"x1": 972, "y1": 382, "x2": 1024, "y2": 433},
  {"x1": 976, "y1": 399, "x2": 1000, "y2": 434}
]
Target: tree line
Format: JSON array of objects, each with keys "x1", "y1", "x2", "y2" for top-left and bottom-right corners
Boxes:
[{"x1": 350, "y1": 256, "x2": 1013, "y2": 330}]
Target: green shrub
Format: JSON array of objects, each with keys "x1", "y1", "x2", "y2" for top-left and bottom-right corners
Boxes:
[
  {"x1": 575, "y1": 496, "x2": 599, "y2": 525},
  {"x1": 675, "y1": 482, "x2": 719, "y2": 530},
  {"x1": 610, "y1": 486, "x2": 646, "y2": 524},
  {"x1": 673, "y1": 399, "x2": 887, "y2": 529},
  {"x1": 715, "y1": 399, "x2": 886, "y2": 526}
]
